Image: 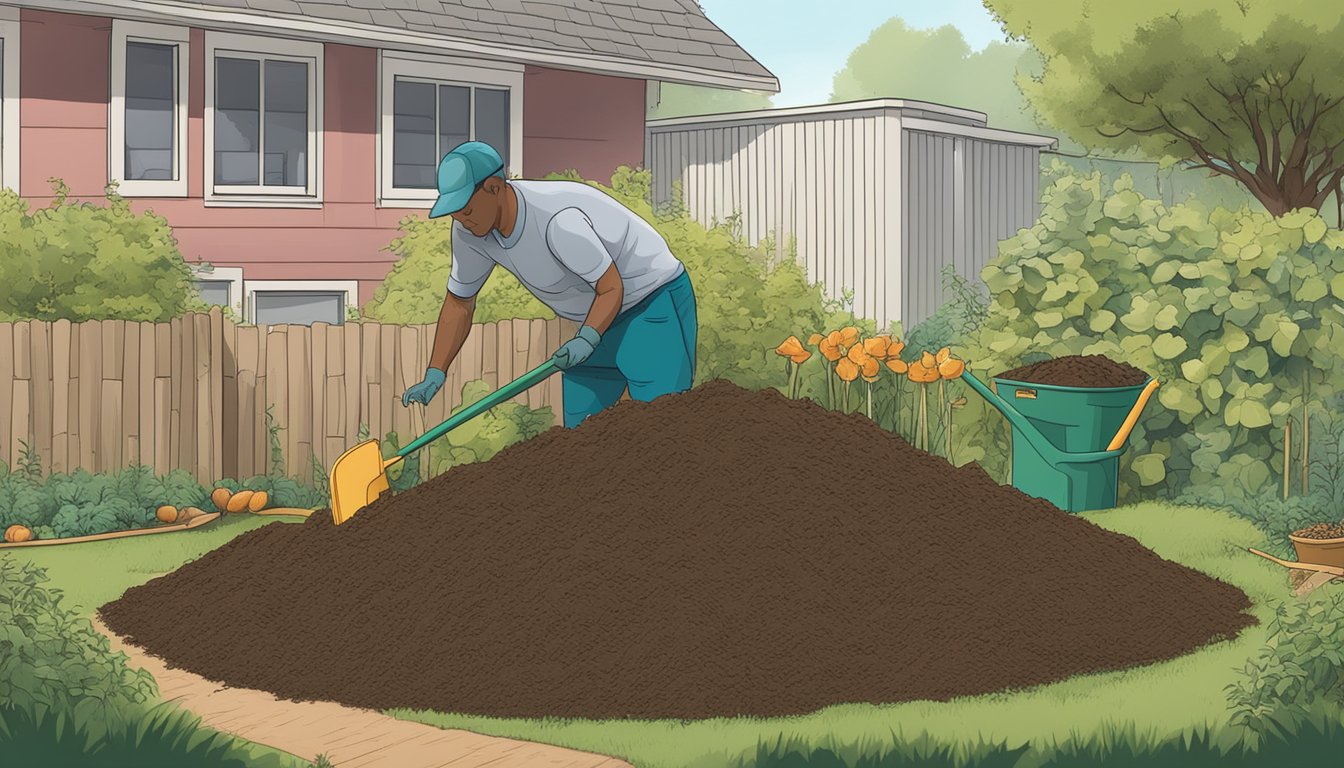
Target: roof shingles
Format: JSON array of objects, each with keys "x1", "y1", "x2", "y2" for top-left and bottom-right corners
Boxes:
[{"x1": 206, "y1": 0, "x2": 771, "y2": 85}]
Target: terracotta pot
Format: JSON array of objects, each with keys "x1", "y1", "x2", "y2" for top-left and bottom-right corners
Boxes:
[{"x1": 1289, "y1": 534, "x2": 1344, "y2": 569}]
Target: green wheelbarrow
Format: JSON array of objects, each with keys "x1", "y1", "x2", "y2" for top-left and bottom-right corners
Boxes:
[{"x1": 962, "y1": 371, "x2": 1161, "y2": 513}]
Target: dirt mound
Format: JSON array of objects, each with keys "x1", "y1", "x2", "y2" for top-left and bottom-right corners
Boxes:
[
  {"x1": 101, "y1": 381, "x2": 1252, "y2": 720},
  {"x1": 998, "y1": 355, "x2": 1148, "y2": 388}
]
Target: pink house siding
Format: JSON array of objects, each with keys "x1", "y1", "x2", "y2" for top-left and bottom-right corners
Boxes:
[
  {"x1": 523, "y1": 66, "x2": 646, "y2": 182},
  {"x1": 14, "y1": 8, "x2": 650, "y2": 307}
]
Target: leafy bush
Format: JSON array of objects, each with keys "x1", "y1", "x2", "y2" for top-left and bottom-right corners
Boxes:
[
  {"x1": 0, "y1": 181, "x2": 199, "y2": 322},
  {"x1": 0, "y1": 559, "x2": 157, "y2": 723},
  {"x1": 905, "y1": 266, "x2": 989, "y2": 357},
  {"x1": 1225, "y1": 595, "x2": 1344, "y2": 741},
  {"x1": 0, "y1": 462, "x2": 208, "y2": 540},
  {"x1": 421, "y1": 379, "x2": 554, "y2": 477},
  {"x1": 960, "y1": 163, "x2": 1344, "y2": 498},
  {"x1": 364, "y1": 168, "x2": 851, "y2": 391}
]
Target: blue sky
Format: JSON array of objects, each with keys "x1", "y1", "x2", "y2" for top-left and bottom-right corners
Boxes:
[{"x1": 699, "y1": 0, "x2": 1008, "y2": 105}]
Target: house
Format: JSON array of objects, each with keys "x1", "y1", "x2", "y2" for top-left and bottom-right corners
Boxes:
[
  {"x1": 646, "y1": 99, "x2": 1058, "y2": 328},
  {"x1": 0, "y1": 0, "x2": 776, "y2": 324}
]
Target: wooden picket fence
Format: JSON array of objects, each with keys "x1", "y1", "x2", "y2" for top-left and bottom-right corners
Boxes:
[{"x1": 0, "y1": 308, "x2": 575, "y2": 485}]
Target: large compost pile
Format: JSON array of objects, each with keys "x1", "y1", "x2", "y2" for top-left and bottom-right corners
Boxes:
[{"x1": 101, "y1": 381, "x2": 1253, "y2": 720}]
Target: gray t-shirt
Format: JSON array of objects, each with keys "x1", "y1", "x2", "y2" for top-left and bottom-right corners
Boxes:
[{"x1": 447, "y1": 180, "x2": 685, "y2": 322}]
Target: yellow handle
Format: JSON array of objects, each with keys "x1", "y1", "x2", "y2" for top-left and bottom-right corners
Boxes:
[{"x1": 1106, "y1": 378, "x2": 1160, "y2": 451}]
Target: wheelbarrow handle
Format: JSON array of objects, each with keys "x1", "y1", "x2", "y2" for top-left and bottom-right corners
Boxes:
[{"x1": 397, "y1": 359, "x2": 561, "y2": 458}]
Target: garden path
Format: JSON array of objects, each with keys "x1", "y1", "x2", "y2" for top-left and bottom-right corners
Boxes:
[{"x1": 95, "y1": 618, "x2": 633, "y2": 768}]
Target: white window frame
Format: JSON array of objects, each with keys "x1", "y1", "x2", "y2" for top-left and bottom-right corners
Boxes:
[
  {"x1": 377, "y1": 51, "x2": 523, "y2": 208},
  {"x1": 205, "y1": 32, "x2": 323, "y2": 207},
  {"x1": 109, "y1": 20, "x2": 190, "y2": 197},
  {"x1": 0, "y1": 7, "x2": 21, "y2": 192},
  {"x1": 244, "y1": 280, "x2": 358, "y2": 325},
  {"x1": 188, "y1": 264, "x2": 244, "y2": 317}
]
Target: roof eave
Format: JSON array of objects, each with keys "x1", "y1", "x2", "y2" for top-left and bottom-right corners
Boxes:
[{"x1": 15, "y1": 0, "x2": 780, "y2": 91}]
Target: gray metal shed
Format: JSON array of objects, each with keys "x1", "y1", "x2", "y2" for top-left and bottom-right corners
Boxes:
[{"x1": 645, "y1": 99, "x2": 1058, "y2": 328}]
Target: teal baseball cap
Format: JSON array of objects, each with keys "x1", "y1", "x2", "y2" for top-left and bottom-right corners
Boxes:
[{"x1": 429, "y1": 141, "x2": 505, "y2": 219}]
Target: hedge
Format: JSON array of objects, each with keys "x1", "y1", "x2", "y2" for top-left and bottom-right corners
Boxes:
[{"x1": 959, "y1": 164, "x2": 1344, "y2": 500}]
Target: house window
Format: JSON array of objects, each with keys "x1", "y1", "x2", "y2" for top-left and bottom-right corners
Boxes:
[
  {"x1": 378, "y1": 52, "x2": 523, "y2": 206},
  {"x1": 205, "y1": 33, "x2": 322, "y2": 205},
  {"x1": 0, "y1": 9, "x2": 20, "y2": 192},
  {"x1": 189, "y1": 265, "x2": 244, "y2": 316},
  {"x1": 110, "y1": 21, "x2": 189, "y2": 196},
  {"x1": 245, "y1": 280, "x2": 358, "y2": 326}
]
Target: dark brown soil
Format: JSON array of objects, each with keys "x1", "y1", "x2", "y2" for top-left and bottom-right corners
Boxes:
[
  {"x1": 997, "y1": 355, "x2": 1148, "y2": 388},
  {"x1": 1293, "y1": 522, "x2": 1344, "y2": 539},
  {"x1": 100, "y1": 381, "x2": 1253, "y2": 720}
]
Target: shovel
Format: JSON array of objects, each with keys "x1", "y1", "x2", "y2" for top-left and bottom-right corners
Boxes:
[{"x1": 328, "y1": 359, "x2": 560, "y2": 525}]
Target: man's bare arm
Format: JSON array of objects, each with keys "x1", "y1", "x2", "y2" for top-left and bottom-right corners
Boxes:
[
  {"x1": 429, "y1": 291, "x2": 476, "y2": 371},
  {"x1": 582, "y1": 263, "x2": 624, "y2": 335}
]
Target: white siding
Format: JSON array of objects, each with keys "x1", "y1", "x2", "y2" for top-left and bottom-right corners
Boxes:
[{"x1": 647, "y1": 100, "x2": 1054, "y2": 328}]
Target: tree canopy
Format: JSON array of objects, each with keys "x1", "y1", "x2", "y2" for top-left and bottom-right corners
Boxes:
[
  {"x1": 985, "y1": 0, "x2": 1344, "y2": 217},
  {"x1": 828, "y1": 18, "x2": 1047, "y2": 136}
]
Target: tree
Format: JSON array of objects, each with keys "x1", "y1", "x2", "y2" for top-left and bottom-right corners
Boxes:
[
  {"x1": 647, "y1": 82, "x2": 772, "y2": 120},
  {"x1": 828, "y1": 18, "x2": 1048, "y2": 136},
  {"x1": 985, "y1": 0, "x2": 1344, "y2": 217}
]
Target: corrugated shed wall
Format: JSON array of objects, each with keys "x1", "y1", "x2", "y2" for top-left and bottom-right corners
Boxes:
[
  {"x1": 648, "y1": 114, "x2": 1046, "y2": 328},
  {"x1": 901, "y1": 131, "x2": 1041, "y2": 327},
  {"x1": 646, "y1": 111, "x2": 894, "y2": 324}
]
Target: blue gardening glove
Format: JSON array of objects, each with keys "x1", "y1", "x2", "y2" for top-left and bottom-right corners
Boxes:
[
  {"x1": 551, "y1": 326, "x2": 601, "y2": 371},
  {"x1": 402, "y1": 367, "x2": 446, "y2": 406}
]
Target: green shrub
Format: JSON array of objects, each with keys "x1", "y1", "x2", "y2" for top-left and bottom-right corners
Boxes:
[
  {"x1": 0, "y1": 181, "x2": 199, "y2": 322},
  {"x1": 422, "y1": 378, "x2": 554, "y2": 477},
  {"x1": 0, "y1": 464, "x2": 208, "y2": 540},
  {"x1": 960, "y1": 163, "x2": 1344, "y2": 498},
  {"x1": 364, "y1": 167, "x2": 849, "y2": 390},
  {"x1": 0, "y1": 703, "x2": 306, "y2": 768},
  {"x1": 0, "y1": 558, "x2": 157, "y2": 723},
  {"x1": 1225, "y1": 595, "x2": 1344, "y2": 741}
]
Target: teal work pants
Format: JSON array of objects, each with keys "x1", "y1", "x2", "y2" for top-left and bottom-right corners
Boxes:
[{"x1": 561, "y1": 270, "x2": 697, "y2": 428}]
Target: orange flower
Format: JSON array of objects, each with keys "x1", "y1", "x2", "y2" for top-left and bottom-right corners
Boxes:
[
  {"x1": 775, "y1": 335, "x2": 805, "y2": 358},
  {"x1": 935, "y1": 347, "x2": 952, "y2": 365},
  {"x1": 863, "y1": 335, "x2": 892, "y2": 359},
  {"x1": 888, "y1": 339, "x2": 906, "y2": 359},
  {"x1": 938, "y1": 357, "x2": 965, "y2": 379},
  {"x1": 907, "y1": 360, "x2": 940, "y2": 384},
  {"x1": 836, "y1": 357, "x2": 860, "y2": 382},
  {"x1": 860, "y1": 356, "x2": 880, "y2": 382},
  {"x1": 839, "y1": 326, "x2": 860, "y2": 348},
  {"x1": 886, "y1": 357, "x2": 909, "y2": 374},
  {"x1": 808, "y1": 332, "x2": 824, "y2": 346},
  {"x1": 846, "y1": 342, "x2": 871, "y2": 366},
  {"x1": 921, "y1": 350, "x2": 937, "y2": 368},
  {"x1": 819, "y1": 330, "x2": 847, "y2": 361},
  {"x1": 774, "y1": 335, "x2": 812, "y2": 364}
]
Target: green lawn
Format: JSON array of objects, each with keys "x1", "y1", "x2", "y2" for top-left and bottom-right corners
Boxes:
[
  {"x1": 7, "y1": 504, "x2": 1329, "y2": 768},
  {"x1": 7, "y1": 514, "x2": 304, "y2": 614}
]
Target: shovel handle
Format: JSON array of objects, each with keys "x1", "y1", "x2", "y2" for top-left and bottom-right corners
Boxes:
[{"x1": 397, "y1": 359, "x2": 561, "y2": 458}]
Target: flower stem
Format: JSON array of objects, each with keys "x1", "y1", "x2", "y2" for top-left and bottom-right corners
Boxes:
[{"x1": 922, "y1": 384, "x2": 932, "y2": 452}]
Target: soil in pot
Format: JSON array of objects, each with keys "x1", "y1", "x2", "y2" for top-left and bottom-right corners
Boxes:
[{"x1": 997, "y1": 355, "x2": 1147, "y2": 388}]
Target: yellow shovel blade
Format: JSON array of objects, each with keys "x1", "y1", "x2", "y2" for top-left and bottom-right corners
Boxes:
[{"x1": 329, "y1": 440, "x2": 399, "y2": 525}]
